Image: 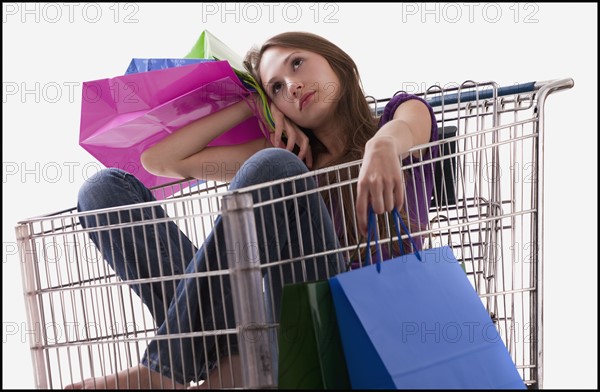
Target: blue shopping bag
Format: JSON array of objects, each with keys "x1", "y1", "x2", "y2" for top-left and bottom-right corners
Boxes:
[
  {"x1": 124, "y1": 58, "x2": 214, "y2": 74},
  {"x1": 329, "y1": 208, "x2": 526, "y2": 389}
]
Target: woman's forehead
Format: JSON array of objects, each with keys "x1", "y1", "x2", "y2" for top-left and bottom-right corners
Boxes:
[
  {"x1": 259, "y1": 47, "x2": 299, "y2": 81},
  {"x1": 259, "y1": 46, "x2": 321, "y2": 83},
  {"x1": 260, "y1": 46, "x2": 299, "y2": 67}
]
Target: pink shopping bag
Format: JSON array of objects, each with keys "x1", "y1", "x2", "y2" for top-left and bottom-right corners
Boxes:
[{"x1": 79, "y1": 60, "x2": 268, "y2": 198}]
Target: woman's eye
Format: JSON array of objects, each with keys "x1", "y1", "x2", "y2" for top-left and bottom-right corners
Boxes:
[
  {"x1": 269, "y1": 58, "x2": 303, "y2": 96},
  {"x1": 271, "y1": 82, "x2": 282, "y2": 95}
]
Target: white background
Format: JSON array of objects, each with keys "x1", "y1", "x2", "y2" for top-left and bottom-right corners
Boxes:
[{"x1": 3, "y1": 2, "x2": 597, "y2": 389}]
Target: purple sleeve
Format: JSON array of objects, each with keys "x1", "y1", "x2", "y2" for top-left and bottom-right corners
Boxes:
[{"x1": 378, "y1": 93, "x2": 439, "y2": 162}]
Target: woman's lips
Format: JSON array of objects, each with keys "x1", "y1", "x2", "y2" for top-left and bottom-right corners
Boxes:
[{"x1": 300, "y1": 92, "x2": 315, "y2": 111}]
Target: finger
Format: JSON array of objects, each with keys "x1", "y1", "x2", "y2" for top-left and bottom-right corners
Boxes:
[
  {"x1": 305, "y1": 145, "x2": 313, "y2": 169},
  {"x1": 383, "y1": 180, "x2": 395, "y2": 212},
  {"x1": 296, "y1": 134, "x2": 309, "y2": 161},
  {"x1": 355, "y1": 187, "x2": 369, "y2": 236},
  {"x1": 362, "y1": 175, "x2": 385, "y2": 215},
  {"x1": 273, "y1": 124, "x2": 284, "y2": 147},
  {"x1": 394, "y1": 179, "x2": 405, "y2": 211},
  {"x1": 394, "y1": 169, "x2": 405, "y2": 211},
  {"x1": 284, "y1": 128, "x2": 297, "y2": 152},
  {"x1": 269, "y1": 131, "x2": 282, "y2": 148},
  {"x1": 370, "y1": 189, "x2": 385, "y2": 216},
  {"x1": 271, "y1": 106, "x2": 285, "y2": 146}
]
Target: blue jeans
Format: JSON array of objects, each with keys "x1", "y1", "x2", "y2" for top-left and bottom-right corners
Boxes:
[{"x1": 77, "y1": 148, "x2": 344, "y2": 384}]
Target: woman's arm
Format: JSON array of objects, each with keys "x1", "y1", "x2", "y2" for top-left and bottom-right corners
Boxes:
[
  {"x1": 355, "y1": 99, "x2": 433, "y2": 235},
  {"x1": 141, "y1": 98, "x2": 271, "y2": 183}
]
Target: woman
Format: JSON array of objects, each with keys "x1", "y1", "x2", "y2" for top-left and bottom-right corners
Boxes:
[{"x1": 70, "y1": 31, "x2": 438, "y2": 389}]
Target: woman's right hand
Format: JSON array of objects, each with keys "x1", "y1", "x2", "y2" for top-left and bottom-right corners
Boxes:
[{"x1": 269, "y1": 103, "x2": 313, "y2": 169}]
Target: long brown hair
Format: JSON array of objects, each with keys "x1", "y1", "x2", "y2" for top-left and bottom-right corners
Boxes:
[{"x1": 244, "y1": 32, "x2": 415, "y2": 260}]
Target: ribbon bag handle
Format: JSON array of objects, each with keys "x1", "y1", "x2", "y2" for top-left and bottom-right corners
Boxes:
[
  {"x1": 365, "y1": 207, "x2": 422, "y2": 273},
  {"x1": 365, "y1": 205, "x2": 383, "y2": 272},
  {"x1": 391, "y1": 208, "x2": 422, "y2": 261}
]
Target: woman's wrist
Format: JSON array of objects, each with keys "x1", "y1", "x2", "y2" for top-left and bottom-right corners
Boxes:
[
  {"x1": 366, "y1": 135, "x2": 395, "y2": 153},
  {"x1": 368, "y1": 122, "x2": 415, "y2": 158}
]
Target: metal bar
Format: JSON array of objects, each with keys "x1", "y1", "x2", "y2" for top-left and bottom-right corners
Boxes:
[
  {"x1": 374, "y1": 81, "x2": 538, "y2": 115},
  {"x1": 221, "y1": 192, "x2": 274, "y2": 389},
  {"x1": 16, "y1": 223, "x2": 49, "y2": 389},
  {"x1": 530, "y1": 77, "x2": 575, "y2": 389},
  {"x1": 426, "y1": 82, "x2": 536, "y2": 107}
]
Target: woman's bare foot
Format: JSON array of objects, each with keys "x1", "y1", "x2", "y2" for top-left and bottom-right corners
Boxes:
[
  {"x1": 191, "y1": 354, "x2": 242, "y2": 389},
  {"x1": 64, "y1": 364, "x2": 187, "y2": 389}
]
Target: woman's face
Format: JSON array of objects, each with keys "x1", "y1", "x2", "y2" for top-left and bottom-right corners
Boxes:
[{"x1": 259, "y1": 46, "x2": 341, "y2": 130}]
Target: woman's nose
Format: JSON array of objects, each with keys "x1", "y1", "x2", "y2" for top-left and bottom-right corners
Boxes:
[{"x1": 286, "y1": 80, "x2": 303, "y2": 99}]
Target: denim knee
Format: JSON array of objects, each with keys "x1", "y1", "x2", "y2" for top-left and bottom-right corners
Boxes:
[
  {"x1": 77, "y1": 168, "x2": 144, "y2": 213},
  {"x1": 231, "y1": 148, "x2": 309, "y2": 189}
]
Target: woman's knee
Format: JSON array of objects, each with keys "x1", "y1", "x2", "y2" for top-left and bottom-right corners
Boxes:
[
  {"x1": 232, "y1": 148, "x2": 308, "y2": 188},
  {"x1": 77, "y1": 168, "x2": 143, "y2": 212}
]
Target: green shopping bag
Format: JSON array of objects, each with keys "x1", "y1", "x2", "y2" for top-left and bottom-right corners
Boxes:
[
  {"x1": 278, "y1": 281, "x2": 350, "y2": 389},
  {"x1": 185, "y1": 29, "x2": 275, "y2": 130},
  {"x1": 185, "y1": 30, "x2": 246, "y2": 72}
]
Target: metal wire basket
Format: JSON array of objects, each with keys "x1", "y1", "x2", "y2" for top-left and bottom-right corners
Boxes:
[{"x1": 16, "y1": 78, "x2": 574, "y2": 389}]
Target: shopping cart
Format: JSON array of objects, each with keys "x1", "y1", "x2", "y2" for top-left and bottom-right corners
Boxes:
[{"x1": 16, "y1": 78, "x2": 574, "y2": 389}]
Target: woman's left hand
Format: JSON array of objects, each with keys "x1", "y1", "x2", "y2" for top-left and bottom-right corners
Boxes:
[
  {"x1": 355, "y1": 136, "x2": 405, "y2": 236},
  {"x1": 269, "y1": 103, "x2": 313, "y2": 169}
]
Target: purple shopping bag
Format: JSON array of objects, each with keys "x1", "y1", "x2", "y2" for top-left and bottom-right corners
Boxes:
[{"x1": 79, "y1": 60, "x2": 268, "y2": 198}]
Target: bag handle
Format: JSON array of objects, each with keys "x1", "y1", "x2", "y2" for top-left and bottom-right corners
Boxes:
[
  {"x1": 365, "y1": 207, "x2": 422, "y2": 273},
  {"x1": 365, "y1": 205, "x2": 383, "y2": 272},
  {"x1": 391, "y1": 209, "x2": 422, "y2": 261}
]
